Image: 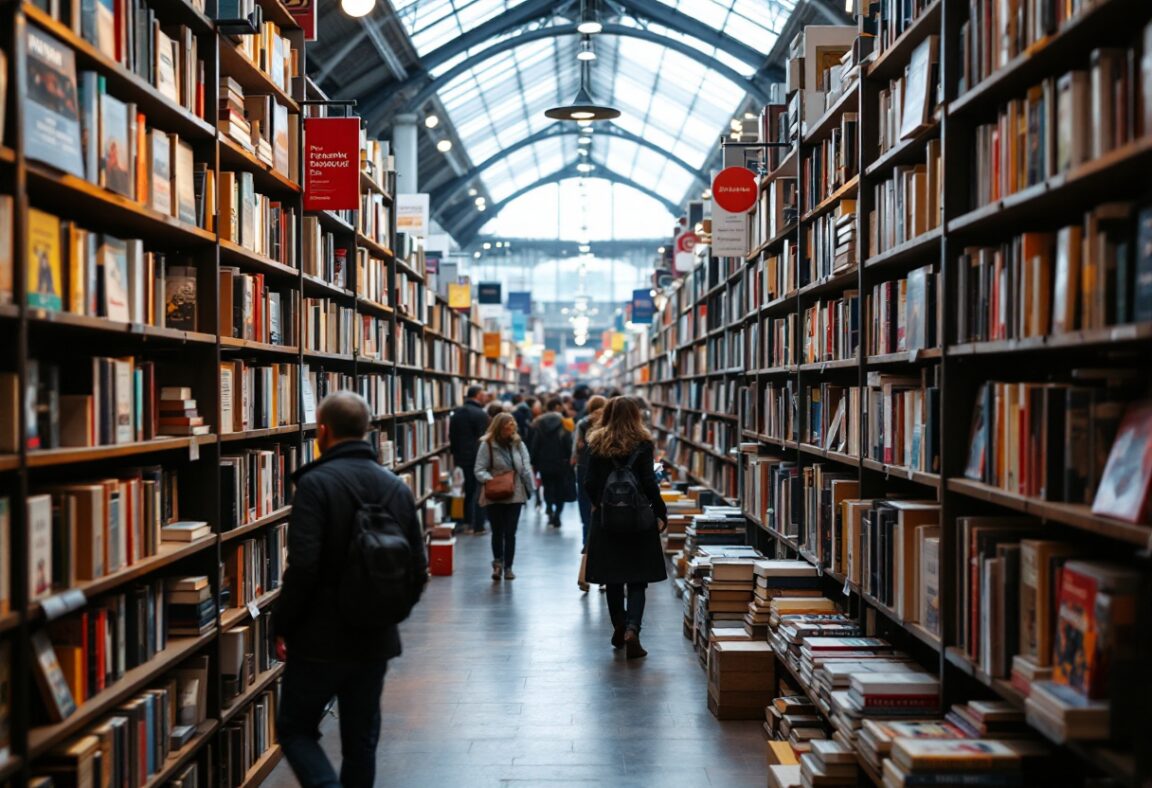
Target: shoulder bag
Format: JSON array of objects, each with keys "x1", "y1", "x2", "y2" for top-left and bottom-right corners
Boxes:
[{"x1": 483, "y1": 440, "x2": 516, "y2": 501}]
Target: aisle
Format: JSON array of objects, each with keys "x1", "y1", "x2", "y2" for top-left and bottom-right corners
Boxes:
[{"x1": 263, "y1": 504, "x2": 765, "y2": 787}]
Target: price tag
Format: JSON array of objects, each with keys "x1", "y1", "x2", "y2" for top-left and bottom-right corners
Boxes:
[
  {"x1": 908, "y1": 348, "x2": 920, "y2": 363},
  {"x1": 843, "y1": 578, "x2": 852, "y2": 597},
  {"x1": 426, "y1": 408, "x2": 435, "y2": 425},
  {"x1": 189, "y1": 438, "x2": 200, "y2": 462},
  {"x1": 247, "y1": 600, "x2": 262, "y2": 619}
]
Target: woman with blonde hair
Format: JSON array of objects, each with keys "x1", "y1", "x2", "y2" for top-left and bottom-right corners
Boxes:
[
  {"x1": 474, "y1": 413, "x2": 536, "y2": 580},
  {"x1": 584, "y1": 397, "x2": 667, "y2": 658}
]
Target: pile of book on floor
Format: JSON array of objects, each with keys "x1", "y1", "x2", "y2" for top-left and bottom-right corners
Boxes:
[
  {"x1": 764, "y1": 694, "x2": 829, "y2": 752},
  {"x1": 660, "y1": 489, "x2": 701, "y2": 557},
  {"x1": 746, "y1": 560, "x2": 822, "y2": 639},
  {"x1": 800, "y1": 739, "x2": 859, "y2": 786},
  {"x1": 766, "y1": 595, "x2": 850, "y2": 673},
  {"x1": 684, "y1": 505, "x2": 746, "y2": 554},
  {"x1": 885, "y1": 738, "x2": 1049, "y2": 787},
  {"x1": 682, "y1": 545, "x2": 761, "y2": 650},
  {"x1": 707, "y1": 639, "x2": 775, "y2": 720}
]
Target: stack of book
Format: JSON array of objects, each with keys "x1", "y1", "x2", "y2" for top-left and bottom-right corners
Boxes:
[
  {"x1": 166, "y1": 576, "x2": 215, "y2": 637},
  {"x1": 707, "y1": 640, "x2": 776, "y2": 720},
  {"x1": 219, "y1": 77, "x2": 251, "y2": 151},
  {"x1": 766, "y1": 597, "x2": 843, "y2": 669},
  {"x1": 685, "y1": 507, "x2": 747, "y2": 553},
  {"x1": 885, "y1": 739, "x2": 1044, "y2": 787},
  {"x1": 703, "y1": 558, "x2": 758, "y2": 618},
  {"x1": 746, "y1": 560, "x2": 822, "y2": 639},
  {"x1": 856, "y1": 719, "x2": 964, "y2": 773},
  {"x1": 157, "y1": 386, "x2": 209, "y2": 437},
  {"x1": 800, "y1": 739, "x2": 858, "y2": 786},
  {"x1": 946, "y1": 701, "x2": 1028, "y2": 739}
]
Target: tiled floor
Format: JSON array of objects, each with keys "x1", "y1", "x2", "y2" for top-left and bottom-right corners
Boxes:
[{"x1": 262, "y1": 503, "x2": 766, "y2": 787}]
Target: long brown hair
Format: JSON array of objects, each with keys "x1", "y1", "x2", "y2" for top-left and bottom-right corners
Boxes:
[
  {"x1": 481, "y1": 412, "x2": 520, "y2": 446},
  {"x1": 587, "y1": 396, "x2": 651, "y2": 457}
]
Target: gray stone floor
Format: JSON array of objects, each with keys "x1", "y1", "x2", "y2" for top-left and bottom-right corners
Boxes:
[{"x1": 262, "y1": 503, "x2": 766, "y2": 787}]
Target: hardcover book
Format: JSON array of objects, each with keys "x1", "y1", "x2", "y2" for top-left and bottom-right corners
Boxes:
[
  {"x1": 24, "y1": 25, "x2": 85, "y2": 177},
  {"x1": 26, "y1": 494, "x2": 53, "y2": 601},
  {"x1": 164, "y1": 265, "x2": 198, "y2": 330},
  {"x1": 1090, "y1": 400, "x2": 1152, "y2": 522},
  {"x1": 98, "y1": 235, "x2": 130, "y2": 321},
  {"x1": 26, "y1": 208, "x2": 63, "y2": 311},
  {"x1": 30, "y1": 629, "x2": 76, "y2": 722},
  {"x1": 99, "y1": 92, "x2": 132, "y2": 197},
  {"x1": 149, "y1": 129, "x2": 172, "y2": 215}
]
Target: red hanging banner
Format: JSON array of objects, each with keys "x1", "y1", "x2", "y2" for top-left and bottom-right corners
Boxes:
[
  {"x1": 304, "y1": 117, "x2": 361, "y2": 211},
  {"x1": 284, "y1": 0, "x2": 317, "y2": 40}
]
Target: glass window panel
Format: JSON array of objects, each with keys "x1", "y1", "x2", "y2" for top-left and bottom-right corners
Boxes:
[{"x1": 468, "y1": 135, "x2": 503, "y2": 163}]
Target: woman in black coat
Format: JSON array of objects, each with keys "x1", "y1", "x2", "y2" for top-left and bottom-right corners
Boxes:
[{"x1": 584, "y1": 396, "x2": 668, "y2": 659}]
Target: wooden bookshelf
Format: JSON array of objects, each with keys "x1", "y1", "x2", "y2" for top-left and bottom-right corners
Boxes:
[{"x1": 633, "y1": 3, "x2": 1152, "y2": 784}]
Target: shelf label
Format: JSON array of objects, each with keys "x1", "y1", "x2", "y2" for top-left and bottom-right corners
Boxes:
[
  {"x1": 247, "y1": 600, "x2": 262, "y2": 619},
  {"x1": 843, "y1": 578, "x2": 851, "y2": 597},
  {"x1": 303, "y1": 117, "x2": 361, "y2": 211},
  {"x1": 189, "y1": 438, "x2": 200, "y2": 462}
]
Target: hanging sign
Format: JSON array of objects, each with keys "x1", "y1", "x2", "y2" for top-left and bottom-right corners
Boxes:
[
  {"x1": 477, "y1": 282, "x2": 502, "y2": 305},
  {"x1": 303, "y1": 117, "x2": 360, "y2": 211},
  {"x1": 611, "y1": 332, "x2": 626, "y2": 352},
  {"x1": 284, "y1": 0, "x2": 317, "y2": 40},
  {"x1": 712, "y1": 205, "x2": 750, "y2": 257},
  {"x1": 674, "y1": 231, "x2": 699, "y2": 273},
  {"x1": 396, "y1": 194, "x2": 430, "y2": 237},
  {"x1": 483, "y1": 332, "x2": 501, "y2": 359},
  {"x1": 711, "y1": 166, "x2": 758, "y2": 213},
  {"x1": 507, "y1": 291, "x2": 532, "y2": 314},
  {"x1": 631, "y1": 289, "x2": 655, "y2": 324},
  {"x1": 448, "y1": 282, "x2": 471, "y2": 310},
  {"x1": 542, "y1": 349, "x2": 556, "y2": 367},
  {"x1": 511, "y1": 311, "x2": 527, "y2": 341}
]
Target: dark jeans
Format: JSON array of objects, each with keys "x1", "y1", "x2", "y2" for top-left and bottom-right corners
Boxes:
[
  {"x1": 606, "y1": 583, "x2": 648, "y2": 634},
  {"x1": 487, "y1": 503, "x2": 522, "y2": 568},
  {"x1": 575, "y1": 465, "x2": 592, "y2": 544},
  {"x1": 277, "y1": 657, "x2": 389, "y2": 788},
  {"x1": 460, "y1": 463, "x2": 485, "y2": 531}
]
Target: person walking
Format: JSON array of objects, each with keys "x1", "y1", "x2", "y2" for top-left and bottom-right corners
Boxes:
[
  {"x1": 572, "y1": 395, "x2": 607, "y2": 591},
  {"x1": 474, "y1": 413, "x2": 536, "y2": 581},
  {"x1": 274, "y1": 391, "x2": 428, "y2": 788},
  {"x1": 584, "y1": 396, "x2": 668, "y2": 659},
  {"x1": 449, "y1": 385, "x2": 490, "y2": 534},
  {"x1": 530, "y1": 398, "x2": 575, "y2": 528}
]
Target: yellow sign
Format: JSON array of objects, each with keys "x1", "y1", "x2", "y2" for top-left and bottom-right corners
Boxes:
[
  {"x1": 483, "y1": 332, "x2": 501, "y2": 359},
  {"x1": 611, "y1": 332, "x2": 626, "y2": 352},
  {"x1": 448, "y1": 282, "x2": 470, "y2": 310}
]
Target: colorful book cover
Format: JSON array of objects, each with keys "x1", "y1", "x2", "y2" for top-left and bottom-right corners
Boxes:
[
  {"x1": 98, "y1": 235, "x2": 129, "y2": 321},
  {"x1": 99, "y1": 92, "x2": 132, "y2": 197},
  {"x1": 1091, "y1": 400, "x2": 1152, "y2": 523},
  {"x1": 26, "y1": 208, "x2": 62, "y2": 311},
  {"x1": 30, "y1": 630, "x2": 76, "y2": 722},
  {"x1": 0, "y1": 196, "x2": 12, "y2": 305},
  {"x1": 26, "y1": 494, "x2": 52, "y2": 601},
  {"x1": 149, "y1": 129, "x2": 172, "y2": 215},
  {"x1": 172, "y1": 138, "x2": 196, "y2": 225},
  {"x1": 164, "y1": 265, "x2": 197, "y2": 330},
  {"x1": 24, "y1": 26, "x2": 85, "y2": 177}
]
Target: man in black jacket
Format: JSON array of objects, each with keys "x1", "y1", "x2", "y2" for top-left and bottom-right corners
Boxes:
[
  {"x1": 449, "y1": 385, "x2": 489, "y2": 534},
  {"x1": 274, "y1": 391, "x2": 427, "y2": 788}
]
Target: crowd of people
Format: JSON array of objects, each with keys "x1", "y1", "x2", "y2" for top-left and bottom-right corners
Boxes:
[{"x1": 273, "y1": 385, "x2": 672, "y2": 785}]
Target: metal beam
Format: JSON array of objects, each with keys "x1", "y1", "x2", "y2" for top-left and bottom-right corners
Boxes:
[
  {"x1": 613, "y1": 0, "x2": 768, "y2": 67},
  {"x1": 466, "y1": 237, "x2": 666, "y2": 256},
  {"x1": 361, "y1": 18, "x2": 408, "y2": 81},
  {"x1": 429, "y1": 122, "x2": 706, "y2": 210},
  {"x1": 357, "y1": 23, "x2": 779, "y2": 132},
  {"x1": 449, "y1": 161, "x2": 679, "y2": 244}
]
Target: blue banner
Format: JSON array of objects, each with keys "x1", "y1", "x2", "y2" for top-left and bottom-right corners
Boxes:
[
  {"x1": 477, "y1": 282, "x2": 502, "y2": 304},
  {"x1": 507, "y1": 291, "x2": 532, "y2": 313},
  {"x1": 511, "y1": 312, "x2": 527, "y2": 341},
  {"x1": 632, "y1": 289, "x2": 655, "y2": 324}
]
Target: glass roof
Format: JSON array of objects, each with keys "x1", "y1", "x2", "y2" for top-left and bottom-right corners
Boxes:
[
  {"x1": 388, "y1": 0, "x2": 796, "y2": 238},
  {"x1": 481, "y1": 178, "x2": 676, "y2": 238}
]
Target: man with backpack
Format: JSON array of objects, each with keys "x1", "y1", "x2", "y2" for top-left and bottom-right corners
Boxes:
[{"x1": 274, "y1": 391, "x2": 428, "y2": 788}]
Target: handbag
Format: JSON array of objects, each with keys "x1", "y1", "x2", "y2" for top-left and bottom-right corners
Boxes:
[{"x1": 483, "y1": 441, "x2": 516, "y2": 501}]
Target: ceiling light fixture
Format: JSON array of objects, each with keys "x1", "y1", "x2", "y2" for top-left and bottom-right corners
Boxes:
[
  {"x1": 545, "y1": 60, "x2": 619, "y2": 121},
  {"x1": 576, "y1": 163, "x2": 595, "y2": 172},
  {"x1": 467, "y1": 187, "x2": 478, "y2": 197},
  {"x1": 341, "y1": 0, "x2": 375, "y2": 17},
  {"x1": 576, "y1": 36, "x2": 596, "y2": 61},
  {"x1": 576, "y1": 0, "x2": 602, "y2": 34},
  {"x1": 578, "y1": 148, "x2": 588, "y2": 156},
  {"x1": 435, "y1": 139, "x2": 453, "y2": 152},
  {"x1": 475, "y1": 197, "x2": 486, "y2": 206},
  {"x1": 578, "y1": 244, "x2": 591, "y2": 253},
  {"x1": 424, "y1": 115, "x2": 439, "y2": 129},
  {"x1": 577, "y1": 135, "x2": 592, "y2": 144}
]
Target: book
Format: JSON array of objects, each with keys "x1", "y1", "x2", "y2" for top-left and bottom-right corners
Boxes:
[
  {"x1": 98, "y1": 235, "x2": 130, "y2": 321},
  {"x1": 161, "y1": 521, "x2": 210, "y2": 542},
  {"x1": 26, "y1": 208, "x2": 63, "y2": 311},
  {"x1": 0, "y1": 196, "x2": 13, "y2": 305},
  {"x1": 149, "y1": 128, "x2": 172, "y2": 215},
  {"x1": 164, "y1": 264, "x2": 198, "y2": 330},
  {"x1": 172, "y1": 137, "x2": 196, "y2": 225},
  {"x1": 99, "y1": 92, "x2": 132, "y2": 197},
  {"x1": 27, "y1": 494, "x2": 53, "y2": 601},
  {"x1": 31, "y1": 629, "x2": 76, "y2": 722},
  {"x1": 891, "y1": 739, "x2": 1023, "y2": 772},
  {"x1": 24, "y1": 25, "x2": 85, "y2": 177},
  {"x1": 0, "y1": 499, "x2": 7, "y2": 615},
  {"x1": 1091, "y1": 400, "x2": 1152, "y2": 522},
  {"x1": 900, "y1": 35, "x2": 938, "y2": 140}
]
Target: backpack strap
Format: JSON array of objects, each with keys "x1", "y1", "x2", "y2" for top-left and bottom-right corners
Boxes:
[{"x1": 330, "y1": 467, "x2": 398, "y2": 515}]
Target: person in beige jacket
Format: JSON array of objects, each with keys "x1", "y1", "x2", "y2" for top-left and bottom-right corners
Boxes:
[{"x1": 475, "y1": 413, "x2": 536, "y2": 581}]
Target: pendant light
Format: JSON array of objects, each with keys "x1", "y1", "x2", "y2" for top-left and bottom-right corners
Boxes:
[
  {"x1": 545, "y1": 60, "x2": 619, "y2": 121},
  {"x1": 341, "y1": 0, "x2": 375, "y2": 17},
  {"x1": 577, "y1": 0, "x2": 602, "y2": 34}
]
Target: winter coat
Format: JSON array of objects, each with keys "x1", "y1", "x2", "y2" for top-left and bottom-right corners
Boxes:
[
  {"x1": 449, "y1": 399, "x2": 489, "y2": 467},
  {"x1": 272, "y1": 440, "x2": 428, "y2": 661},
  {"x1": 584, "y1": 440, "x2": 669, "y2": 585},
  {"x1": 474, "y1": 438, "x2": 536, "y2": 506},
  {"x1": 572, "y1": 414, "x2": 596, "y2": 468},
  {"x1": 529, "y1": 412, "x2": 574, "y2": 477},
  {"x1": 512, "y1": 402, "x2": 534, "y2": 443}
]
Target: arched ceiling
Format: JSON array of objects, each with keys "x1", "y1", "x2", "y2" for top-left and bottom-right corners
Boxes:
[{"x1": 306, "y1": 0, "x2": 847, "y2": 245}]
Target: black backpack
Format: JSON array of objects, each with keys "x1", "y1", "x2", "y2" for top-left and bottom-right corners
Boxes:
[
  {"x1": 600, "y1": 447, "x2": 656, "y2": 536},
  {"x1": 335, "y1": 480, "x2": 417, "y2": 629}
]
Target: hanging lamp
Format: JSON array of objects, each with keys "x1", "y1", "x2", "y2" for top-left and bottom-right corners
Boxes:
[{"x1": 545, "y1": 60, "x2": 619, "y2": 121}]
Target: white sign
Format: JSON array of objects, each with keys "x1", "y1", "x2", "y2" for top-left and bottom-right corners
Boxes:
[
  {"x1": 712, "y1": 205, "x2": 749, "y2": 257},
  {"x1": 396, "y1": 193, "x2": 431, "y2": 237}
]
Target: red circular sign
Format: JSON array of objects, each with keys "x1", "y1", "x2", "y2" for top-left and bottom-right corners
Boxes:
[
  {"x1": 711, "y1": 166, "x2": 758, "y2": 213},
  {"x1": 676, "y1": 232, "x2": 699, "y2": 254}
]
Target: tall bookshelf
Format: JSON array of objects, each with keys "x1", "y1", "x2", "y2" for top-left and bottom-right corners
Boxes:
[
  {"x1": 0, "y1": 0, "x2": 509, "y2": 782},
  {"x1": 642, "y1": 1, "x2": 1152, "y2": 783}
]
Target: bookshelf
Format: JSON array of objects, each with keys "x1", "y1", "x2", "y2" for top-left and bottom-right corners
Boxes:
[
  {"x1": 0, "y1": 0, "x2": 516, "y2": 783},
  {"x1": 641, "y1": 3, "x2": 1152, "y2": 784}
]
